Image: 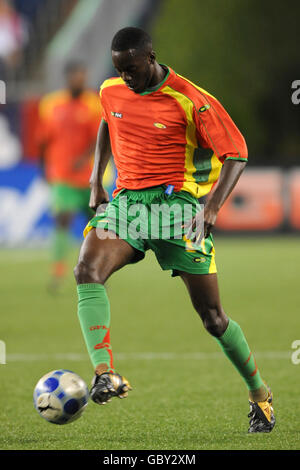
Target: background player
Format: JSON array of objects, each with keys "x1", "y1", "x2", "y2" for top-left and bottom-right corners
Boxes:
[
  {"x1": 74, "y1": 27, "x2": 275, "y2": 433},
  {"x1": 37, "y1": 61, "x2": 100, "y2": 291}
]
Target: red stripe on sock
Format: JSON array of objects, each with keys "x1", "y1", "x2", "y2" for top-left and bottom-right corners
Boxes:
[
  {"x1": 244, "y1": 352, "x2": 252, "y2": 365},
  {"x1": 52, "y1": 261, "x2": 66, "y2": 278},
  {"x1": 94, "y1": 329, "x2": 114, "y2": 371},
  {"x1": 107, "y1": 348, "x2": 114, "y2": 371},
  {"x1": 250, "y1": 358, "x2": 258, "y2": 376}
]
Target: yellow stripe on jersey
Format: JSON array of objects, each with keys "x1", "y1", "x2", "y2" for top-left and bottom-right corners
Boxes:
[
  {"x1": 161, "y1": 85, "x2": 222, "y2": 199},
  {"x1": 39, "y1": 90, "x2": 70, "y2": 120},
  {"x1": 178, "y1": 73, "x2": 243, "y2": 160},
  {"x1": 207, "y1": 153, "x2": 223, "y2": 187},
  {"x1": 99, "y1": 77, "x2": 125, "y2": 97},
  {"x1": 161, "y1": 85, "x2": 199, "y2": 197}
]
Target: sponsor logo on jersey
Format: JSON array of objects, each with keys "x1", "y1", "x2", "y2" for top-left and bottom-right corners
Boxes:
[
  {"x1": 111, "y1": 111, "x2": 123, "y2": 118},
  {"x1": 199, "y1": 104, "x2": 211, "y2": 112},
  {"x1": 193, "y1": 257, "x2": 206, "y2": 263},
  {"x1": 154, "y1": 122, "x2": 167, "y2": 129}
]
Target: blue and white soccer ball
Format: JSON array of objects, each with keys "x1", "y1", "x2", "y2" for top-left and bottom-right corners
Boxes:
[{"x1": 33, "y1": 369, "x2": 89, "y2": 425}]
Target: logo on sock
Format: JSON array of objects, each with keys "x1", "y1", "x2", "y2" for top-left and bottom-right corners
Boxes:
[
  {"x1": 90, "y1": 325, "x2": 108, "y2": 331},
  {"x1": 94, "y1": 341, "x2": 111, "y2": 350},
  {"x1": 94, "y1": 329, "x2": 111, "y2": 351}
]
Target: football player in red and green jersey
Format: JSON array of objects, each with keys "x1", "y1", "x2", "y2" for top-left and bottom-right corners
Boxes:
[
  {"x1": 74, "y1": 27, "x2": 275, "y2": 433},
  {"x1": 37, "y1": 61, "x2": 100, "y2": 292}
]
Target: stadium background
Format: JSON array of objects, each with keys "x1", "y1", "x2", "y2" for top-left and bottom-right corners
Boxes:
[
  {"x1": 0, "y1": 0, "x2": 300, "y2": 451},
  {"x1": 1, "y1": 0, "x2": 300, "y2": 243}
]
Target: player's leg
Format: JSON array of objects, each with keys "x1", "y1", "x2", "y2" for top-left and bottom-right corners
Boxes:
[
  {"x1": 49, "y1": 183, "x2": 81, "y2": 291},
  {"x1": 74, "y1": 227, "x2": 137, "y2": 404},
  {"x1": 147, "y1": 188, "x2": 274, "y2": 431},
  {"x1": 49, "y1": 210, "x2": 74, "y2": 291},
  {"x1": 179, "y1": 271, "x2": 275, "y2": 432}
]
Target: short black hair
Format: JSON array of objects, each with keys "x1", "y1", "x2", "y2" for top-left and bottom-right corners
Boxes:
[
  {"x1": 111, "y1": 27, "x2": 152, "y2": 52},
  {"x1": 64, "y1": 60, "x2": 86, "y2": 75}
]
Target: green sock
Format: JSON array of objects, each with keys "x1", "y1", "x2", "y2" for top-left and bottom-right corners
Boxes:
[
  {"x1": 51, "y1": 228, "x2": 70, "y2": 263},
  {"x1": 215, "y1": 318, "x2": 265, "y2": 393},
  {"x1": 77, "y1": 283, "x2": 115, "y2": 372}
]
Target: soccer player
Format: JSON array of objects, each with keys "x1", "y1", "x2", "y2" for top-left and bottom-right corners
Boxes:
[
  {"x1": 37, "y1": 61, "x2": 100, "y2": 291},
  {"x1": 74, "y1": 27, "x2": 275, "y2": 433}
]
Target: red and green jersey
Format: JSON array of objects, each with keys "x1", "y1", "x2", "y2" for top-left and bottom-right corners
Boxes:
[
  {"x1": 37, "y1": 89, "x2": 101, "y2": 188},
  {"x1": 100, "y1": 65, "x2": 248, "y2": 198}
]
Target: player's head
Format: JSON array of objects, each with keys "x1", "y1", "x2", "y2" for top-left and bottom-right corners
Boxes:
[
  {"x1": 111, "y1": 27, "x2": 156, "y2": 94},
  {"x1": 64, "y1": 60, "x2": 87, "y2": 97}
]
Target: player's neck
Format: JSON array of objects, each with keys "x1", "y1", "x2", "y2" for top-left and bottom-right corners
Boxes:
[
  {"x1": 148, "y1": 63, "x2": 167, "y2": 89},
  {"x1": 69, "y1": 88, "x2": 84, "y2": 99}
]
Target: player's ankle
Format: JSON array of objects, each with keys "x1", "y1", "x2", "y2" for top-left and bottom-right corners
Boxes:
[
  {"x1": 95, "y1": 363, "x2": 110, "y2": 376},
  {"x1": 249, "y1": 384, "x2": 268, "y2": 402},
  {"x1": 52, "y1": 260, "x2": 67, "y2": 278}
]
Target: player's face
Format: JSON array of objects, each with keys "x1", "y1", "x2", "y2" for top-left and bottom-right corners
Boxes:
[
  {"x1": 67, "y1": 68, "x2": 87, "y2": 96},
  {"x1": 112, "y1": 49, "x2": 154, "y2": 94}
]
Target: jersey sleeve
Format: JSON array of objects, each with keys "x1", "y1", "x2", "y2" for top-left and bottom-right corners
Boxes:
[
  {"x1": 193, "y1": 94, "x2": 248, "y2": 163},
  {"x1": 85, "y1": 91, "x2": 102, "y2": 140},
  {"x1": 36, "y1": 96, "x2": 52, "y2": 148},
  {"x1": 99, "y1": 83, "x2": 108, "y2": 123}
]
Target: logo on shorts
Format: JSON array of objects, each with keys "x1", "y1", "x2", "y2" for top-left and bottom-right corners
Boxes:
[
  {"x1": 193, "y1": 257, "x2": 206, "y2": 263},
  {"x1": 111, "y1": 111, "x2": 123, "y2": 118},
  {"x1": 154, "y1": 122, "x2": 167, "y2": 129},
  {"x1": 199, "y1": 104, "x2": 211, "y2": 112}
]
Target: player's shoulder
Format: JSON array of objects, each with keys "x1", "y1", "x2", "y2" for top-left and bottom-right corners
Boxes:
[
  {"x1": 39, "y1": 89, "x2": 69, "y2": 106},
  {"x1": 99, "y1": 76, "x2": 125, "y2": 97},
  {"x1": 80, "y1": 89, "x2": 101, "y2": 113},
  {"x1": 169, "y1": 70, "x2": 218, "y2": 108},
  {"x1": 39, "y1": 89, "x2": 69, "y2": 117},
  {"x1": 81, "y1": 89, "x2": 98, "y2": 100}
]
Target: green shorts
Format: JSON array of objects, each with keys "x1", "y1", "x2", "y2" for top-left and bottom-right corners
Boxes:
[
  {"x1": 84, "y1": 186, "x2": 217, "y2": 276},
  {"x1": 51, "y1": 183, "x2": 92, "y2": 215}
]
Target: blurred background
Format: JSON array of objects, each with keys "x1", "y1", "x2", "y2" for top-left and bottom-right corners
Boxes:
[
  {"x1": 1, "y1": 1, "x2": 300, "y2": 451},
  {"x1": 0, "y1": 0, "x2": 299, "y2": 247}
]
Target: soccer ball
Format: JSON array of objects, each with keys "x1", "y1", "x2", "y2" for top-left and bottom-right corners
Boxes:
[{"x1": 33, "y1": 369, "x2": 89, "y2": 425}]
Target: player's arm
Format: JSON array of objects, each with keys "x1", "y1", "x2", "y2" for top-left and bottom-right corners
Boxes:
[
  {"x1": 203, "y1": 159, "x2": 246, "y2": 237},
  {"x1": 188, "y1": 94, "x2": 248, "y2": 240},
  {"x1": 37, "y1": 141, "x2": 47, "y2": 179},
  {"x1": 186, "y1": 159, "x2": 246, "y2": 240},
  {"x1": 73, "y1": 100, "x2": 101, "y2": 171},
  {"x1": 89, "y1": 119, "x2": 112, "y2": 211},
  {"x1": 72, "y1": 141, "x2": 97, "y2": 171},
  {"x1": 36, "y1": 97, "x2": 52, "y2": 181}
]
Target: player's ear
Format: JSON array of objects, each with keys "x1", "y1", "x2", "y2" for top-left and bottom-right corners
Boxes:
[{"x1": 149, "y1": 50, "x2": 156, "y2": 64}]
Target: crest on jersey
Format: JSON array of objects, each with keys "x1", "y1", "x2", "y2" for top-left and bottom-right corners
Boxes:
[
  {"x1": 199, "y1": 104, "x2": 211, "y2": 112},
  {"x1": 154, "y1": 122, "x2": 167, "y2": 129}
]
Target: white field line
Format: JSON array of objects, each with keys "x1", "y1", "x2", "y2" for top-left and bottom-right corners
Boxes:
[{"x1": 5, "y1": 351, "x2": 291, "y2": 362}]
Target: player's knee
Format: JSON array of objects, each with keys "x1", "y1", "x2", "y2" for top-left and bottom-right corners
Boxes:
[
  {"x1": 198, "y1": 306, "x2": 227, "y2": 337},
  {"x1": 73, "y1": 260, "x2": 103, "y2": 285}
]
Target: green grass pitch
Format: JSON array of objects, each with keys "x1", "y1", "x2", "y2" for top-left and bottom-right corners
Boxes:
[{"x1": 0, "y1": 236, "x2": 299, "y2": 450}]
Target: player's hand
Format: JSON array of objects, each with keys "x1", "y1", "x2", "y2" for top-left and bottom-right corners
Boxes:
[
  {"x1": 183, "y1": 201, "x2": 219, "y2": 244},
  {"x1": 89, "y1": 184, "x2": 109, "y2": 212},
  {"x1": 183, "y1": 210, "x2": 204, "y2": 245},
  {"x1": 203, "y1": 202, "x2": 219, "y2": 238},
  {"x1": 72, "y1": 157, "x2": 87, "y2": 171}
]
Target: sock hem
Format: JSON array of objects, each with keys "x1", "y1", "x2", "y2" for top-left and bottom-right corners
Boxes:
[
  {"x1": 77, "y1": 283, "x2": 105, "y2": 291},
  {"x1": 218, "y1": 317, "x2": 233, "y2": 343}
]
